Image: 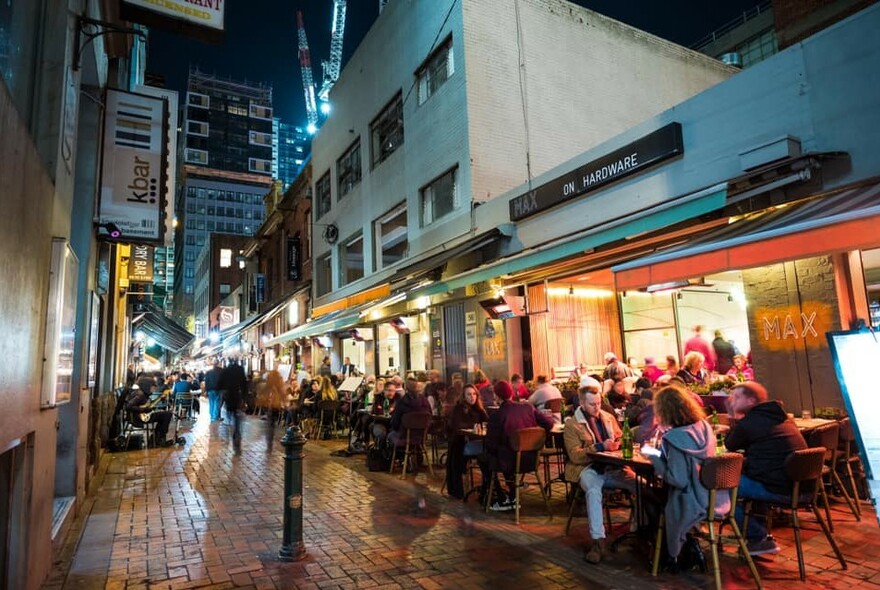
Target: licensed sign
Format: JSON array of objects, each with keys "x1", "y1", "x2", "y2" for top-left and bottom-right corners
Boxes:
[
  {"x1": 509, "y1": 122, "x2": 683, "y2": 221},
  {"x1": 121, "y1": 0, "x2": 225, "y2": 41},
  {"x1": 98, "y1": 89, "x2": 168, "y2": 243}
]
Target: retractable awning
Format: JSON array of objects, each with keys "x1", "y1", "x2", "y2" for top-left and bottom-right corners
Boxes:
[
  {"x1": 264, "y1": 301, "x2": 375, "y2": 346},
  {"x1": 613, "y1": 180, "x2": 880, "y2": 290},
  {"x1": 134, "y1": 307, "x2": 194, "y2": 353}
]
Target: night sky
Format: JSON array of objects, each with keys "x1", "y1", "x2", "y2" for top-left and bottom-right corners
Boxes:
[{"x1": 146, "y1": 0, "x2": 763, "y2": 127}]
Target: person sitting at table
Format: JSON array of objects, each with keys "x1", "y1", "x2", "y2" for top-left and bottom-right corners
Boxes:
[
  {"x1": 365, "y1": 379, "x2": 398, "y2": 447},
  {"x1": 726, "y1": 354, "x2": 754, "y2": 383},
  {"x1": 642, "y1": 357, "x2": 664, "y2": 384},
  {"x1": 528, "y1": 375, "x2": 563, "y2": 419},
  {"x1": 446, "y1": 384, "x2": 490, "y2": 499},
  {"x1": 625, "y1": 383, "x2": 661, "y2": 445},
  {"x1": 564, "y1": 387, "x2": 636, "y2": 564},
  {"x1": 725, "y1": 381, "x2": 807, "y2": 556},
  {"x1": 642, "y1": 385, "x2": 729, "y2": 570},
  {"x1": 423, "y1": 370, "x2": 446, "y2": 416},
  {"x1": 677, "y1": 351, "x2": 710, "y2": 386},
  {"x1": 511, "y1": 373, "x2": 530, "y2": 401},
  {"x1": 601, "y1": 379, "x2": 630, "y2": 418},
  {"x1": 479, "y1": 380, "x2": 554, "y2": 511}
]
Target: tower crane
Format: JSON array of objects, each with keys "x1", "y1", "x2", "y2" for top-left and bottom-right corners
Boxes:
[
  {"x1": 296, "y1": 9, "x2": 319, "y2": 133},
  {"x1": 317, "y1": 0, "x2": 347, "y2": 104}
]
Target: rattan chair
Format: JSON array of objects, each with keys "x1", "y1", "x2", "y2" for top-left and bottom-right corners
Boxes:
[
  {"x1": 484, "y1": 426, "x2": 551, "y2": 524},
  {"x1": 652, "y1": 453, "x2": 761, "y2": 589},
  {"x1": 389, "y1": 412, "x2": 434, "y2": 478},
  {"x1": 743, "y1": 447, "x2": 847, "y2": 581}
]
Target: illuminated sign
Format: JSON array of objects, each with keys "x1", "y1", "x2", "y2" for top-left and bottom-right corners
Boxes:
[
  {"x1": 128, "y1": 244, "x2": 154, "y2": 283},
  {"x1": 752, "y1": 302, "x2": 833, "y2": 350},
  {"x1": 98, "y1": 89, "x2": 168, "y2": 244},
  {"x1": 122, "y1": 0, "x2": 225, "y2": 34}
]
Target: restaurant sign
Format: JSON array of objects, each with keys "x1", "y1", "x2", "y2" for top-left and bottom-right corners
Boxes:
[
  {"x1": 752, "y1": 302, "x2": 833, "y2": 351},
  {"x1": 509, "y1": 122, "x2": 683, "y2": 221},
  {"x1": 121, "y1": 0, "x2": 225, "y2": 41},
  {"x1": 128, "y1": 244, "x2": 154, "y2": 283}
]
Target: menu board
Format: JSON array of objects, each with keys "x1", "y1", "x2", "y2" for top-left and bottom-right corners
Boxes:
[{"x1": 827, "y1": 329, "x2": 880, "y2": 526}]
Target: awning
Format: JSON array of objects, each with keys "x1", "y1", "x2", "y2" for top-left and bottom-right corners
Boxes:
[
  {"x1": 409, "y1": 183, "x2": 728, "y2": 298},
  {"x1": 264, "y1": 301, "x2": 374, "y2": 346},
  {"x1": 216, "y1": 287, "x2": 308, "y2": 342},
  {"x1": 134, "y1": 307, "x2": 194, "y2": 353},
  {"x1": 613, "y1": 180, "x2": 880, "y2": 290},
  {"x1": 387, "y1": 226, "x2": 511, "y2": 288}
]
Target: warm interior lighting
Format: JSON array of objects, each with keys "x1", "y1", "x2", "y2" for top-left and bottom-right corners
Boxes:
[{"x1": 547, "y1": 287, "x2": 614, "y2": 298}]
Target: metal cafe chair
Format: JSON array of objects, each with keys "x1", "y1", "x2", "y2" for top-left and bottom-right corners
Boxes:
[
  {"x1": 837, "y1": 417, "x2": 866, "y2": 517},
  {"x1": 805, "y1": 421, "x2": 860, "y2": 526},
  {"x1": 743, "y1": 447, "x2": 847, "y2": 581}
]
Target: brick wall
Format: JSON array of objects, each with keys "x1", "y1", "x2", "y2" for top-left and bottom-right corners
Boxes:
[
  {"x1": 743, "y1": 256, "x2": 843, "y2": 413},
  {"x1": 774, "y1": 0, "x2": 877, "y2": 49}
]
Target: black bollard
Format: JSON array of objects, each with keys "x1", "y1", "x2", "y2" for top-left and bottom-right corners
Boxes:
[{"x1": 278, "y1": 425, "x2": 307, "y2": 561}]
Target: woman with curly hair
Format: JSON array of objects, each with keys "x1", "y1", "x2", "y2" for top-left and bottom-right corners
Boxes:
[{"x1": 642, "y1": 385, "x2": 728, "y2": 570}]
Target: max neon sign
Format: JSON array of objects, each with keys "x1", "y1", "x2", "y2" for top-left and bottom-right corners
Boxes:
[{"x1": 753, "y1": 303, "x2": 833, "y2": 350}]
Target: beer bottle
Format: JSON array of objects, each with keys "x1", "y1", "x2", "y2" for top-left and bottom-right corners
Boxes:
[{"x1": 621, "y1": 417, "x2": 634, "y2": 460}]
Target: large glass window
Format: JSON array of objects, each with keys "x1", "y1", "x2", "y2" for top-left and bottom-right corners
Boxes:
[
  {"x1": 316, "y1": 253, "x2": 332, "y2": 297},
  {"x1": 371, "y1": 92, "x2": 404, "y2": 168},
  {"x1": 336, "y1": 139, "x2": 362, "y2": 198},
  {"x1": 374, "y1": 204, "x2": 408, "y2": 271},
  {"x1": 421, "y1": 167, "x2": 458, "y2": 226},
  {"x1": 341, "y1": 233, "x2": 364, "y2": 286},
  {"x1": 315, "y1": 172, "x2": 332, "y2": 219},
  {"x1": 417, "y1": 37, "x2": 454, "y2": 105},
  {"x1": 220, "y1": 248, "x2": 232, "y2": 268}
]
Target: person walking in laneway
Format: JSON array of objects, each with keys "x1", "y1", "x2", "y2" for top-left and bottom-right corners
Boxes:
[
  {"x1": 203, "y1": 361, "x2": 223, "y2": 422},
  {"x1": 218, "y1": 359, "x2": 248, "y2": 450}
]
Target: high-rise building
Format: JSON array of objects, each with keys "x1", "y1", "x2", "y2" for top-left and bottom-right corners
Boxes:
[
  {"x1": 273, "y1": 119, "x2": 310, "y2": 191},
  {"x1": 173, "y1": 68, "x2": 275, "y2": 327}
]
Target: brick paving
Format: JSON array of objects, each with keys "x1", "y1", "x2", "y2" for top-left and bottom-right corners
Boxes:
[{"x1": 45, "y1": 414, "x2": 880, "y2": 590}]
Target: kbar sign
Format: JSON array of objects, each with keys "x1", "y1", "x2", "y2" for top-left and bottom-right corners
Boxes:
[{"x1": 509, "y1": 122, "x2": 683, "y2": 221}]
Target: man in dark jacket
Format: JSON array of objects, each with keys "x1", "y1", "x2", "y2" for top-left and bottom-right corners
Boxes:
[
  {"x1": 389, "y1": 377, "x2": 431, "y2": 438},
  {"x1": 712, "y1": 330, "x2": 736, "y2": 375},
  {"x1": 218, "y1": 360, "x2": 248, "y2": 449},
  {"x1": 125, "y1": 385, "x2": 174, "y2": 446},
  {"x1": 479, "y1": 380, "x2": 554, "y2": 511},
  {"x1": 203, "y1": 362, "x2": 223, "y2": 422},
  {"x1": 725, "y1": 381, "x2": 807, "y2": 556}
]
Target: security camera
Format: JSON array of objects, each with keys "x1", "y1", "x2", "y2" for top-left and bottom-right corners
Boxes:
[{"x1": 98, "y1": 222, "x2": 122, "y2": 238}]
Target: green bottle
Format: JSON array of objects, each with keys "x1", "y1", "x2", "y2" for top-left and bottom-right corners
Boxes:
[
  {"x1": 711, "y1": 409, "x2": 724, "y2": 455},
  {"x1": 383, "y1": 395, "x2": 390, "y2": 416},
  {"x1": 621, "y1": 417, "x2": 633, "y2": 460}
]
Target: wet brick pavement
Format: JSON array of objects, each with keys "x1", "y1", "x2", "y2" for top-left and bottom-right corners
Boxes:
[{"x1": 44, "y1": 413, "x2": 880, "y2": 590}]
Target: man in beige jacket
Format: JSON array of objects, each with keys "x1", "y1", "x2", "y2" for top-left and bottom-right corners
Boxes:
[{"x1": 563, "y1": 386, "x2": 636, "y2": 564}]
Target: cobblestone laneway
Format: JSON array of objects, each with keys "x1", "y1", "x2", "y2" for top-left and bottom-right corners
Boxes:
[{"x1": 45, "y1": 414, "x2": 880, "y2": 590}]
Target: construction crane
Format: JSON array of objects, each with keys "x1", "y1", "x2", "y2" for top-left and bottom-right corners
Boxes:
[
  {"x1": 296, "y1": 9, "x2": 319, "y2": 133},
  {"x1": 317, "y1": 0, "x2": 347, "y2": 105}
]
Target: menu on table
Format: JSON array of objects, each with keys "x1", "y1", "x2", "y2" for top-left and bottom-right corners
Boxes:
[{"x1": 827, "y1": 329, "x2": 880, "y2": 527}]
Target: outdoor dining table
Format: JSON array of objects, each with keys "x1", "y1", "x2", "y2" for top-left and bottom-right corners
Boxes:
[
  {"x1": 793, "y1": 417, "x2": 836, "y2": 431},
  {"x1": 585, "y1": 448, "x2": 657, "y2": 549}
]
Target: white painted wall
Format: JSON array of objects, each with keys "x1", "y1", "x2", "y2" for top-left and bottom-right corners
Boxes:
[{"x1": 311, "y1": 0, "x2": 733, "y2": 306}]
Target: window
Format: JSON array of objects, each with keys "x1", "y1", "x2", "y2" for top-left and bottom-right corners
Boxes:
[
  {"x1": 187, "y1": 120, "x2": 208, "y2": 136},
  {"x1": 185, "y1": 148, "x2": 208, "y2": 165},
  {"x1": 219, "y1": 283, "x2": 231, "y2": 296},
  {"x1": 316, "y1": 253, "x2": 332, "y2": 297},
  {"x1": 370, "y1": 93, "x2": 404, "y2": 167},
  {"x1": 421, "y1": 167, "x2": 458, "y2": 226},
  {"x1": 249, "y1": 103, "x2": 273, "y2": 120},
  {"x1": 187, "y1": 92, "x2": 209, "y2": 108},
  {"x1": 315, "y1": 172, "x2": 332, "y2": 219},
  {"x1": 336, "y1": 139, "x2": 362, "y2": 198},
  {"x1": 341, "y1": 233, "x2": 364, "y2": 286},
  {"x1": 375, "y1": 204, "x2": 408, "y2": 270},
  {"x1": 417, "y1": 38, "x2": 454, "y2": 105},
  {"x1": 249, "y1": 130, "x2": 273, "y2": 146},
  {"x1": 220, "y1": 248, "x2": 232, "y2": 268},
  {"x1": 249, "y1": 157, "x2": 272, "y2": 174},
  {"x1": 227, "y1": 104, "x2": 247, "y2": 116}
]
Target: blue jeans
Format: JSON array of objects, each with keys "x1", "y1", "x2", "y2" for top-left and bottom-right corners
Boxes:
[
  {"x1": 736, "y1": 474, "x2": 793, "y2": 541},
  {"x1": 207, "y1": 390, "x2": 221, "y2": 421}
]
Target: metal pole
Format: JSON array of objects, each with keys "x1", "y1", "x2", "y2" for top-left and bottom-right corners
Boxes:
[{"x1": 278, "y1": 425, "x2": 307, "y2": 561}]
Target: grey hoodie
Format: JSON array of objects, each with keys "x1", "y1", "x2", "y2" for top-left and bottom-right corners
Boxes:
[{"x1": 649, "y1": 419, "x2": 730, "y2": 557}]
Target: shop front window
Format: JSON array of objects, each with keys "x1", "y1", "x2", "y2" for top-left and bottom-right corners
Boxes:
[{"x1": 377, "y1": 323, "x2": 400, "y2": 377}]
